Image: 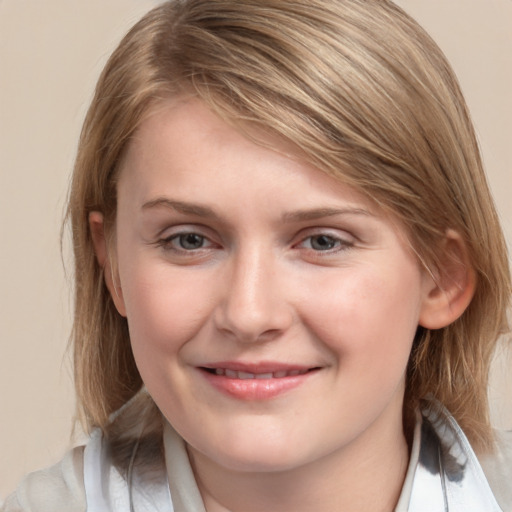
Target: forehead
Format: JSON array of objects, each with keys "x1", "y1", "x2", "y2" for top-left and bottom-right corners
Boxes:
[
  {"x1": 126, "y1": 95, "x2": 308, "y2": 168},
  {"x1": 119, "y1": 96, "x2": 411, "y2": 240},
  {"x1": 123, "y1": 97, "x2": 356, "y2": 200}
]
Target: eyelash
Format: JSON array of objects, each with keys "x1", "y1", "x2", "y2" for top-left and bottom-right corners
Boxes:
[
  {"x1": 295, "y1": 233, "x2": 353, "y2": 253},
  {"x1": 156, "y1": 232, "x2": 214, "y2": 253},
  {"x1": 155, "y1": 230, "x2": 354, "y2": 257}
]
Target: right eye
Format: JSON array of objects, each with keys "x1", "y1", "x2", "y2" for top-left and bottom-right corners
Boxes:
[
  {"x1": 159, "y1": 232, "x2": 213, "y2": 251},
  {"x1": 174, "y1": 233, "x2": 207, "y2": 250}
]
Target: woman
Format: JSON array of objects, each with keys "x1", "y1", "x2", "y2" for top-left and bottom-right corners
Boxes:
[{"x1": 4, "y1": 1, "x2": 511, "y2": 510}]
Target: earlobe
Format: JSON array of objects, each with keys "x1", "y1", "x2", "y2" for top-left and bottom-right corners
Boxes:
[
  {"x1": 89, "y1": 211, "x2": 127, "y2": 317},
  {"x1": 419, "y1": 230, "x2": 476, "y2": 330}
]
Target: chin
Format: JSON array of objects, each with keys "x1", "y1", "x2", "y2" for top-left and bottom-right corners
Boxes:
[
  {"x1": 192, "y1": 435, "x2": 307, "y2": 474},
  {"x1": 215, "y1": 452, "x2": 301, "y2": 474}
]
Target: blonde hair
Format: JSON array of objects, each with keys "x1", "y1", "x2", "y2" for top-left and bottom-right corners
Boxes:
[{"x1": 68, "y1": 0, "x2": 510, "y2": 452}]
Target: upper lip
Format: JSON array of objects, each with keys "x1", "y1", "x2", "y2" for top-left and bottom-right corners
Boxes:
[{"x1": 199, "y1": 361, "x2": 318, "y2": 374}]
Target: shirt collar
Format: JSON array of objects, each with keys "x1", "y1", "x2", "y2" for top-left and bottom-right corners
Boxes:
[{"x1": 162, "y1": 400, "x2": 502, "y2": 512}]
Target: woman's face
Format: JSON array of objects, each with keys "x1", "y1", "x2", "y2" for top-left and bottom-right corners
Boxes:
[{"x1": 110, "y1": 98, "x2": 434, "y2": 473}]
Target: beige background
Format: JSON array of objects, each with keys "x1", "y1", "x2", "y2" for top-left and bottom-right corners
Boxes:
[{"x1": 1, "y1": 0, "x2": 511, "y2": 499}]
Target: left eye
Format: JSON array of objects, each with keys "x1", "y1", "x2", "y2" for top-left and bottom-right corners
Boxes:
[
  {"x1": 299, "y1": 234, "x2": 348, "y2": 251},
  {"x1": 309, "y1": 235, "x2": 338, "y2": 251}
]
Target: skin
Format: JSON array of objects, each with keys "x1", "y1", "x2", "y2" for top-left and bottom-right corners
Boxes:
[{"x1": 90, "y1": 98, "x2": 474, "y2": 512}]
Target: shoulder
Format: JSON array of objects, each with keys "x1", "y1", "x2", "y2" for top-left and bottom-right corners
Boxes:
[
  {"x1": 479, "y1": 430, "x2": 512, "y2": 512},
  {"x1": 1, "y1": 446, "x2": 86, "y2": 512}
]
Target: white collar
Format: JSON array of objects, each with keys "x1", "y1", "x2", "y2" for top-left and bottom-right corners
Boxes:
[
  {"x1": 83, "y1": 400, "x2": 503, "y2": 511},
  {"x1": 162, "y1": 400, "x2": 504, "y2": 512}
]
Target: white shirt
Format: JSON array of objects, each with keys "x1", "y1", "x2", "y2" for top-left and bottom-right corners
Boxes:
[{"x1": 3, "y1": 405, "x2": 511, "y2": 512}]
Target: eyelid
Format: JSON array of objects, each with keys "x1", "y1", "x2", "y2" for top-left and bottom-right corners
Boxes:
[
  {"x1": 165, "y1": 232, "x2": 213, "y2": 249},
  {"x1": 155, "y1": 222, "x2": 219, "y2": 241},
  {"x1": 153, "y1": 224, "x2": 222, "y2": 253},
  {"x1": 292, "y1": 228, "x2": 356, "y2": 253},
  {"x1": 294, "y1": 226, "x2": 355, "y2": 242}
]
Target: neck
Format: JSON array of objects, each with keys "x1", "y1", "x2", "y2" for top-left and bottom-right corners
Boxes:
[{"x1": 188, "y1": 410, "x2": 409, "y2": 512}]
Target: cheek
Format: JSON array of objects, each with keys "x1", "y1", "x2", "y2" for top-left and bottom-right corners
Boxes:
[
  {"x1": 301, "y1": 265, "x2": 423, "y2": 370},
  {"x1": 118, "y1": 258, "x2": 215, "y2": 358},
  {"x1": 119, "y1": 264, "x2": 217, "y2": 406}
]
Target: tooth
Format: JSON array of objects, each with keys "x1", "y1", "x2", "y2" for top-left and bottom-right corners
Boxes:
[
  {"x1": 288, "y1": 370, "x2": 300, "y2": 376},
  {"x1": 225, "y1": 369, "x2": 237, "y2": 378},
  {"x1": 215, "y1": 368, "x2": 224, "y2": 375},
  {"x1": 256, "y1": 373, "x2": 273, "y2": 379},
  {"x1": 238, "y1": 371, "x2": 255, "y2": 379},
  {"x1": 273, "y1": 371, "x2": 287, "y2": 378},
  {"x1": 298, "y1": 369, "x2": 308, "y2": 375}
]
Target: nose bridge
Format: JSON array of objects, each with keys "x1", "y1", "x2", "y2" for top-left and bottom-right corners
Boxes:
[{"x1": 215, "y1": 241, "x2": 291, "y2": 341}]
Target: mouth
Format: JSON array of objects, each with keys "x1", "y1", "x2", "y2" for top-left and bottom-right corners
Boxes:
[
  {"x1": 198, "y1": 363, "x2": 320, "y2": 400},
  {"x1": 201, "y1": 367, "x2": 313, "y2": 379}
]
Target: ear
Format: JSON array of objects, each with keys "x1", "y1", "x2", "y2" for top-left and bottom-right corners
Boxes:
[
  {"x1": 89, "y1": 211, "x2": 127, "y2": 317},
  {"x1": 419, "y1": 230, "x2": 476, "y2": 330}
]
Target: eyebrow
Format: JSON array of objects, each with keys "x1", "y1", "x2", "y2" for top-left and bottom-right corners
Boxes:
[
  {"x1": 142, "y1": 198, "x2": 220, "y2": 219},
  {"x1": 142, "y1": 198, "x2": 372, "y2": 222},
  {"x1": 281, "y1": 207, "x2": 372, "y2": 222}
]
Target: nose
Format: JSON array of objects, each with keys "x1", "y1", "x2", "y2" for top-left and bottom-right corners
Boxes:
[{"x1": 214, "y1": 245, "x2": 294, "y2": 343}]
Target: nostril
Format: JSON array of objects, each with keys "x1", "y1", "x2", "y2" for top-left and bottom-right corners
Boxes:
[{"x1": 213, "y1": 279, "x2": 294, "y2": 343}]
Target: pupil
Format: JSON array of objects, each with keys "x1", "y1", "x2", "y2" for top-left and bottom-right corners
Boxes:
[
  {"x1": 180, "y1": 233, "x2": 203, "y2": 249},
  {"x1": 312, "y1": 235, "x2": 335, "y2": 250}
]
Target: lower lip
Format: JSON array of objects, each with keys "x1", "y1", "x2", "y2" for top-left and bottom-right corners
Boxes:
[{"x1": 200, "y1": 369, "x2": 315, "y2": 400}]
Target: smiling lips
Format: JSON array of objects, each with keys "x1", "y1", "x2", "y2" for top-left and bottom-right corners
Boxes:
[
  {"x1": 212, "y1": 368, "x2": 310, "y2": 379},
  {"x1": 200, "y1": 364, "x2": 318, "y2": 400}
]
